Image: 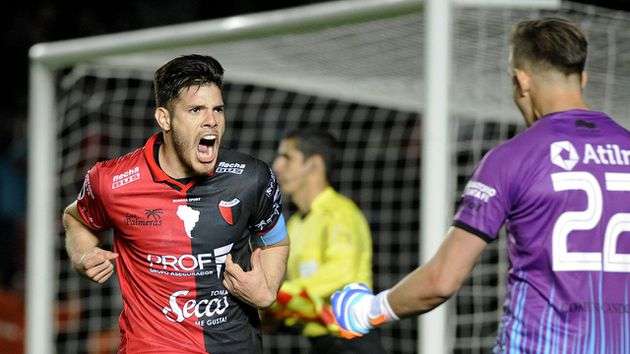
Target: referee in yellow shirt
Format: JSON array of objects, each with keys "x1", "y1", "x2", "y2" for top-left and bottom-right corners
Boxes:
[{"x1": 271, "y1": 128, "x2": 384, "y2": 354}]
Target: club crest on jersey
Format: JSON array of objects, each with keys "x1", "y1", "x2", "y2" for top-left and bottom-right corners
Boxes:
[{"x1": 218, "y1": 198, "x2": 241, "y2": 225}]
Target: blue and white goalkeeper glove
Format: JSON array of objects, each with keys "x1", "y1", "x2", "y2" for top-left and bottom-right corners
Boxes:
[{"x1": 330, "y1": 283, "x2": 399, "y2": 338}]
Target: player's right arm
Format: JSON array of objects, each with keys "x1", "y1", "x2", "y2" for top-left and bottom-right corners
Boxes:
[
  {"x1": 63, "y1": 201, "x2": 118, "y2": 283},
  {"x1": 63, "y1": 166, "x2": 118, "y2": 284},
  {"x1": 331, "y1": 227, "x2": 487, "y2": 337}
]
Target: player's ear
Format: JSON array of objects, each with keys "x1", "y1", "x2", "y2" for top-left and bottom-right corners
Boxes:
[
  {"x1": 307, "y1": 155, "x2": 325, "y2": 175},
  {"x1": 580, "y1": 71, "x2": 588, "y2": 89},
  {"x1": 513, "y1": 68, "x2": 530, "y2": 97},
  {"x1": 155, "y1": 107, "x2": 172, "y2": 131}
]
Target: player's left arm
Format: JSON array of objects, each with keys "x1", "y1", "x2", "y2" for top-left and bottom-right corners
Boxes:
[
  {"x1": 258, "y1": 237, "x2": 290, "y2": 300},
  {"x1": 223, "y1": 164, "x2": 289, "y2": 308},
  {"x1": 223, "y1": 237, "x2": 289, "y2": 308},
  {"x1": 332, "y1": 226, "x2": 487, "y2": 335}
]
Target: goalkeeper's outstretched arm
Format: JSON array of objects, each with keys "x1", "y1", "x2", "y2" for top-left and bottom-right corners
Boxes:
[{"x1": 332, "y1": 226, "x2": 486, "y2": 336}]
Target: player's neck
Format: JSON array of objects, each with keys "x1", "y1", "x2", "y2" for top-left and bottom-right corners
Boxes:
[
  {"x1": 534, "y1": 89, "x2": 588, "y2": 119},
  {"x1": 158, "y1": 141, "x2": 191, "y2": 179},
  {"x1": 293, "y1": 179, "x2": 328, "y2": 214}
]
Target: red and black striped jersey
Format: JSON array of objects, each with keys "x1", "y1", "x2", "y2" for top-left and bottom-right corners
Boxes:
[{"x1": 76, "y1": 133, "x2": 286, "y2": 354}]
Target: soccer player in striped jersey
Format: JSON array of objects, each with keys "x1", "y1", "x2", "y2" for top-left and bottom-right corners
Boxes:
[
  {"x1": 63, "y1": 54, "x2": 289, "y2": 354},
  {"x1": 332, "y1": 18, "x2": 630, "y2": 353}
]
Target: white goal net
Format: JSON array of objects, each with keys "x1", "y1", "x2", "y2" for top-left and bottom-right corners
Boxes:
[{"x1": 28, "y1": 1, "x2": 630, "y2": 353}]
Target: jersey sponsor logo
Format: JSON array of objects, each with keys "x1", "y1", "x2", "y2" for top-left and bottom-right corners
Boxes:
[
  {"x1": 112, "y1": 166, "x2": 140, "y2": 189},
  {"x1": 563, "y1": 301, "x2": 630, "y2": 314},
  {"x1": 216, "y1": 161, "x2": 246, "y2": 175},
  {"x1": 172, "y1": 197, "x2": 201, "y2": 204},
  {"x1": 265, "y1": 169, "x2": 277, "y2": 198},
  {"x1": 147, "y1": 243, "x2": 233, "y2": 278},
  {"x1": 253, "y1": 202, "x2": 281, "y2": 232},
  {"x1": 551, "y1": 141, "x2": 630, "y2": 171},
  {"x1": 462, "y1": 181, "x2": 496, "y2": 203},
  {"x1": 252, "y1": 169, "x2": 281, "y2": 232},
  {"x1": 550, "y1": 141, "x2": 579, "y2": 171},
  {"x1": 218, "y1": 198, "x2": 240, "y2": 225},
  {"x1": 582, "y1": 143, "x2": 630, "y2": 166},
  {"x1": 124, "y1": 209, "x2": 163, "y2": 227},
  {"x1": 78, "y1": 205, "x2": 103, "y2": 228},
  {"x1": 78, "y1": 174, "x2": 94, "y2": 200},
  {"x1": 162, "y1": 289, "x2": 230, "y2": 327},
  {"x1": 176, "y1": 205, "x2": 200, "y2": 238}
]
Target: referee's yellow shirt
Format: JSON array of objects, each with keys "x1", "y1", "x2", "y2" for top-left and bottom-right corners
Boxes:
[{"x1": 283, "y1": 186, "x2": 373, "y2": 337}]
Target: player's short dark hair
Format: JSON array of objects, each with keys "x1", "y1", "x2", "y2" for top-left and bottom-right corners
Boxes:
[
  {"x1": 510, "y1": 18, "x2": 587, "y2": 76},
  {"x1": 154, "y1": 54, "x2": 224, "y2": 109},
  {"x1": 285, "y1": 128, "x2": 338, "y2": 183}
]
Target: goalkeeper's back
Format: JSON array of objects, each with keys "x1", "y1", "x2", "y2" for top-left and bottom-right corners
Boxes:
[
  {"x1": 453, "y1": 18, "x2": 630, "y2": 353},
  {"x1": 330, "y1": 17, "x2": 630, "y2": 354},
  {"x1": 454, "y1": 109, "x2": 630, "y2": 353}
]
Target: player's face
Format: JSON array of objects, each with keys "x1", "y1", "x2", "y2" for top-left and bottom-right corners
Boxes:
[
  {"x1": 272, "y1": 139, "x2": 309, "y2": 196},
  {"x1": 170, "y1": 84, "x2": 225, "y2": 176}
]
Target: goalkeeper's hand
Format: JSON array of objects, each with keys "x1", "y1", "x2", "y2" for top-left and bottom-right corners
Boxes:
[{"x1": 330, "y1": 283, "x2": 399, "y2": 339}]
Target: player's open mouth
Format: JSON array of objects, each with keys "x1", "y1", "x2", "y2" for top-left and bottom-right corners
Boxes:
[{"x1": 197, "y1": 134, "x2": 217, "y2": 163}]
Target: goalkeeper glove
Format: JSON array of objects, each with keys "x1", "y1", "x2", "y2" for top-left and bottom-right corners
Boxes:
[
  {"x1": 330, "y1": 283, "x2": 399, "y2": 338},
  {"x1": 275, "y1": 289, "x2": 318, "y2": 319}
]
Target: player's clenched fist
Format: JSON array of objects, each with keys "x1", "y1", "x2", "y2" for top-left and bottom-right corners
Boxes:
[
  {"x1": 330, "y1": 283, "x2": 398, "y2": 338},
  {"x1": 75, "y1": 247, "x2": 119, "y2": 284}
]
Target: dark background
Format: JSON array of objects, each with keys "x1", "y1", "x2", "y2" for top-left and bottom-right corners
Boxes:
[
  {"x1": 1, "y1": 0, "x2": 628, "y2": 132},
  {"x1": 1, "y1": 0, "x2": 628, "y2": 131}
]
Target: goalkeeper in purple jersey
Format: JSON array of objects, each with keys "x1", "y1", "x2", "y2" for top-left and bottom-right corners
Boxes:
[{"x1": 331, "y1": 18, "x2": 630, "y2": 353}]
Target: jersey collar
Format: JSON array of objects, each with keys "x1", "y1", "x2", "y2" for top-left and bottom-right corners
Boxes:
[
  {"x1": 310, "y1": 186, "x2": 336, "y2": 212},
  {"x1": 142, "y1": 132, "x2": 205, "y2": 193}
]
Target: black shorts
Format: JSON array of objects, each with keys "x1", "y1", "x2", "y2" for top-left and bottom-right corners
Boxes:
[{"x1": 308, "y1": 330, "x2": 385, "y2": 354}]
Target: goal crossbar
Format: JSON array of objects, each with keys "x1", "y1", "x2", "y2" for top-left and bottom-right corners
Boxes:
[{"x1": 29, "y1": 0, "x2": 422, "y2": 69}]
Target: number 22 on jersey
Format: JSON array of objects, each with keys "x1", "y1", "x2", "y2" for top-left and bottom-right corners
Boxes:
[{"x1": 552, "y1": 171, "x2": 630, "y2": 272}]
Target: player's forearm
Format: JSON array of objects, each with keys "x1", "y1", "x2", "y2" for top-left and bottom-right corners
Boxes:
[
  {"x1": 331, "y1": 228, "x2": 486, "y2": 335},
  {"x1": 63, "y1": 203, "x2": 99, "y2": 269},
  {"x1": 388, "y1": 227, "x2": 485, "y2": 318},
  {"x1": 387, "y1": 263, "x2": 453, "y2": 318},
  {"x1": 329, "y1": 260, "x2": 452, "y2": 336},
  {"x1": 259, "y1": 241, "x2": 289, "y2": 300}
]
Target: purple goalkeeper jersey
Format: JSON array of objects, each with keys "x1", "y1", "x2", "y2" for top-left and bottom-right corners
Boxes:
[{"x1": 454, "y1": 109, "x2": 630, "y2": 354}]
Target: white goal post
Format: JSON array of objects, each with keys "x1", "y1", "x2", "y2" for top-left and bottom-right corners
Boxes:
[{"x1": 27, "y1": 0, "x2": 630, "y2": 353}]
